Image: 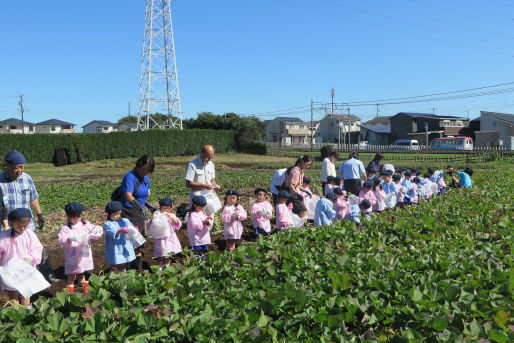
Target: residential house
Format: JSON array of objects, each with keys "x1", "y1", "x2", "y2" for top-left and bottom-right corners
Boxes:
[
  {"x1": 118, "y1": 122, "x2": 138, "y2": 131},
  {"x1": 82, "y1": 120, "x2": 117, "y2": 133},
  {"x1": 389, "y1": 112, "x2": 469, "y2": 145},
  {"x1": 474, "y1": 111, "x2": 513, "y2": 149},
  {"x1": 0, "y1": 118, "x2": 35, "y2": 134},
  {"x1": 359, "y1": 124, "x2": 391, "y2": 145},
  {"x1": 316, "y1": 114, "x2": 361, "y2": 144},
  {"x1": 266, "y1": 117, "x2": 319, "y2": 145},
  {"x1": 35, "y1": 119, "x2": 77, "y2": 133}
]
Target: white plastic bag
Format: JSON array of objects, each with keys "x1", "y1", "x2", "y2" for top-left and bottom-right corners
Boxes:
[
  {"x1": 0, "y1": 258, "x2": 50, "y2": 298},
  {"x1": 291, "y1": 213, "x2": 307, "y2": 228},
  {"x1": 348, "y1": 194, "x2": 360, "y2": 206},
  {"x1": 148, "y1": 212, "x2": 171, "y2": 239},
  {"x1": 384, "y1": 192, "x2": 397, "y2": 209},
  {"x1": 78, "y1": 233, "x2": 92, "y2": 257},
  {"x1": 304, "y1": 194, "x2": 320, "y2": 220},
  {"x1": 126, "y1": 227, "x2": 146, "y2": 249},
  {"x1": 201, "y1": 190, "x2": 222, "y2": 217}
]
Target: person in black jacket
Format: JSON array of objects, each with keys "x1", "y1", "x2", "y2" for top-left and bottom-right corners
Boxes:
[{"x1": 0, "y1": 187, "x2": 8, "y2": 228}]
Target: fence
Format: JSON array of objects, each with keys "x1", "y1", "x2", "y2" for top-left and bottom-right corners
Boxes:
[
  {"x1": 265, "y1": 146, "x2": 511, "y2": 164},
  {"x1": 265, "y1": 142, "x2": 513, "y2": 152}
]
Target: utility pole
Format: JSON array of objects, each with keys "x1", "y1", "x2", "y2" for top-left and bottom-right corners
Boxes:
[
  {"x1": 330, "y1": 88, "x2": 335, "y2": 115},
  {"x1": 18, "y1": 95, "x2": 25, "y2": 134},
  {"x1": 425, "y1": 122, "x2": 429, "y2": 148},
  {"x1": 431, "y1": 107, "x2": 436, "y2": 115},
  {"x1": 376, "y1": 104, "x2": 380, "y2": 117},
  {"x1": 128, "y1": 101, "x2": 131, "y2": 116},
  {"x1": 310, "y1": 99, "x2": 314, "y2": 152},
  {"x1": 347, "y1": 107, "x2": 351, "y2": 146}
]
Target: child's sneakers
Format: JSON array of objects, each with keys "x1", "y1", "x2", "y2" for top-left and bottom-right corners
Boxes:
[{"x1": 79, "y1": 281, "x2": 89, "y2": 294}]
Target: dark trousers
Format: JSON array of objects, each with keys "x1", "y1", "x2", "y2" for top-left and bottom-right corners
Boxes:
[
  {"x1": 321, "y1": 182, "x2": 326, "y2": 195},
  {"x1": 344, "y1": 179, "x2": 362, "y2": 196}
]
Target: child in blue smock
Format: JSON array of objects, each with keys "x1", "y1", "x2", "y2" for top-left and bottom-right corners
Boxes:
[
  {"x1": 104, "y1": 201, "x2": 136, "y2": 273},
  {"x1": 344, "y1": 199, "x2": 371, "y2": 223},
  {"x1": 314, "y1": 192, "x2": 337, "y2": 228}
]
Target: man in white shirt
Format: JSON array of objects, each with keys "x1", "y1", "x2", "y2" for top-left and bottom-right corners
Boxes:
[
  {"x1": 185, "y1": 145, "x2": 221, "y2": 215},
  {"x1": 270, "y1": 167, "x2": 291, "y2": 207},
  {"x1": 321, "y1": 151, "x2": 339, "y2": 194}
]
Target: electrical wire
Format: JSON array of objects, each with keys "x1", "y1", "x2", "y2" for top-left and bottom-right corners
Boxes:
[
  {"x1": 270, "y1": 0, "x2": 512, "y2": 57},
  {"x1": 320, "y1": 0, "x2": 513, "y2": 49},
  {"x1": 356, "y1": 0, "x2": 513, "y2": 40},
  {"x1": 346, "y1": 82, "x2": 514, "y2": 104}
]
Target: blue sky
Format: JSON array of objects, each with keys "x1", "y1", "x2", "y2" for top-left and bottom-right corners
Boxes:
[{"x1": 0, "y1": 0, "x2": 512, "y2": 130}]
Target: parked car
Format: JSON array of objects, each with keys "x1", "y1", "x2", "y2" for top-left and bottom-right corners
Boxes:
[{"x1": 391, "y1": 139, "x2": 420, "y2": 150}]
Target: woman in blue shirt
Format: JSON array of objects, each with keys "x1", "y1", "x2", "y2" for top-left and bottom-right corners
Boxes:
[
  {"x1": 448, "y1": 167, "x2": 473, "y2": 188},
  {"x1": 120, "y1": 155, "x2": 155, "y2": 271}
]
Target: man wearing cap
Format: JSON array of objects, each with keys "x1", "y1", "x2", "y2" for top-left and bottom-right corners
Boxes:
[
  {"x1": 339, "y1": 152, "x2": 367, "y2": 196},
  {"x1": 321, "y1": 151, "x2": 339, "y2": 193},
  {"x1": 0, "y1": 150, "x2": 57, "y2": 282},
  {"x1": 185, "y1": 145, "x2": 221, "y2": 217}
]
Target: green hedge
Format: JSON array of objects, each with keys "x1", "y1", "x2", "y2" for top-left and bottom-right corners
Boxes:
[
  {"x1": 0, "y1": 134, "x2": 77, "y2": 164},
  {"x1": 0, "y1": 129, "x2": 235, "y2": 164}
]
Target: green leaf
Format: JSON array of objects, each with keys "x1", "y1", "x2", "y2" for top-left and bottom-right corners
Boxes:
[
  {"x1": 429, "y1": 317, "x2": 448, "y2": 331},
  {"x1": 257, "y1": 311, "x2": 271, "y2": 327},
  {"x1": 489, "y1": 329, "x2": 509, "y2": 343}
]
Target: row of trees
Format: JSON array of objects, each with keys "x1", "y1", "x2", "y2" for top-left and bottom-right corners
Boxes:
[{"x1": 117, "y1": 112, "x2": 267, "y2": 153}]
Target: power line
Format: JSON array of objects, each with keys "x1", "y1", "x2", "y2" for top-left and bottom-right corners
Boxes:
[
  {"x1": 357, "y1": 0, "x2": 513, "y2": 40},
  {"x1": 346, "y1": 81, "x2": 514, "y2": 105},
  {"x1": 412, "y1": 0, "x2": 514, "y2": 29},
  {"x1": 321, "y1": 0, "x2": 513, "y2": 49},
  {"x1": 270, "y1": 0, "x2": 512, "y2": 57}
]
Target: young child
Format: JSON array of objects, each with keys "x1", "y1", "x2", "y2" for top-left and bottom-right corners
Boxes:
[
  {"x1": 300, "y1": 176, "x2": 314, "y2": 197},
  {"x1": 58, "y1": 202, "x2": 103, "y2": 293},
  {"x1": 371, "y1": 177, "x2": 386, "y2": 213},
  {"x1": 147, "y1": 197, "x2": 182, "y2": 270},
  {"x1": 358, "y1": 180, "x2": 376, "y2": 215},
  {"x1": 381, "y1": 170, "x2": 397, "y2": 196},
  {"x1": 251, "y1": 188, "x2": 273, "y2": 237},
  {"x1": 344, "y1": 199, "x2": 371, "y2": 223},
  {"x1": 222, "y1": 190, "x2": 247, "y2": 252},
  {"x1": 276, "y1": 190, "x2": 294, "y2": 231},
  {"x1": 104, "y1": 201, "x2": 136, "y2": 273},
  {"x1": 324, "y1": 176, "x2": 335, "y2": 196},
  {"x1": 410, "y1": 177, "x2": 420, "y2": 204},
  {"x1": 437, "y1": 173, "x2": 447, "y2": 194},
  {"x1": 333, "y1": 187, "x2": 350, "y2": 220},
  {"x1": 401, "y1": 171, "x2": 414, "y2": 205},
  {"x1": 392, "y1": 174, "x2": 405, "y2": 209},
  {"x1": 0, "y1": 208, "x2": 43, "y2": 309},
  {"x1": 366, "y1": 167, "x2": 377, "y2": 180},
  {"x1": 314, "y1": 192, "x2": 337, "y2": 228},
  {"x1": 187, "y1": 196, "x2": 213, "y2": 259}
]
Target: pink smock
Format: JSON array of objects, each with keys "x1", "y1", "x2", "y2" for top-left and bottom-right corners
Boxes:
[
  {"x1": 0, "y1": 228, "x2": 43, "y2": 291},
  {"x1": 251, "y1": 201, "x2": 273, "y2": 233},
  {"x1": 334, "y1": 196, "x2": 350, "y2": 219},
  {"x1": 187, "y1": 210, "x2": 213, "y2": 247},
  {"x1": 147, "y1": 212, "x2": 182, "y2": 257},
  {"x1": 58, "y1": 221, "x2": 103, "y2": 275},
  {"x1": 276, "y1": 203, "x2": 294, "y2": 230},
  {"x1": 395, "y1": 183, "x2": 405, "y2": 203},
  {"x1": 410, "y1": 184, "x2": 419, "y2": 204},
  {"x1": 222, "y1": 204, "x2": 248, "y2": 240},
  {"x1": 372, "y1": 188, "x2": 386, "y2": 212},
  {"x1": 359, "y1": 189, "x2": 377, "y2": 214}
]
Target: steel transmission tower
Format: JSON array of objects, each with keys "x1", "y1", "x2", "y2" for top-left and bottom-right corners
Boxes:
[{"x1": 137, "y1": 0, "x2": 182, "y2": 130}]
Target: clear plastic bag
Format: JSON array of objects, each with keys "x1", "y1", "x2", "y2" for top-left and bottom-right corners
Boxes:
[
  {"x1": 348, "y1": 194, "x2": 360, "y2": 206},
  {"x1": 148, "y1": 212, "x2": 171, "y2": 239},
  {"x1": 126, "y1": 227, "x2": 146, "y2": 249},
  {"x1": 201, "y1": 190, "x2": 222, "y2": 217},
  {"x1": 384, "y1": 193, "x2": 397, "y2": 209},
  {"x1": 291, "y1": 213, "x2": 307, "y2": 228},
  {"x1": 0, "y1": 258, "x2": 50, "y2": 298}
]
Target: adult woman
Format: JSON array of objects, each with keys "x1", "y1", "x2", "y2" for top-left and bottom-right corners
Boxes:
[
  {"x1": 121, "y1": 155, "x2": 155, "y2": 271},
  {"x1": 285, "y1": 155, "x2": 312, "y2": 219}
]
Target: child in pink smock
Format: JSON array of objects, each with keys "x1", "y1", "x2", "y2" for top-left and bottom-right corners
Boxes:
[
  {"x1": 0, "y1": 208, "x2": 43, "y2": 309},
  {"x1": 358, "y1": 180, "x2": 377, "y2": 215},
  {"x1": 324, "y1": 176, "x2": 335, "y2": 196},
  {"x1": 410, "y1": 178, "x2": 420, "y2": 204},
  {"x1": 147, "y1": 197, "x2": 182, "y2": 270},
  {"x1": 371, "y1": 178, "x2": 386, "y2": 213},
  {"x1": 276, "y1": 190, "x2": 294, "y2": 231},
  {"x1": 187, "y1": 196, "x2": 213, "y2": 259},
  {"x1": 222, "y1": 190, "x2": 248, "y2": 252},
  {"x1": 251, "y1": 188, "x2": 273, "y2": 236},
  {"x1": 58, "y1": 202, "x2": 103, "y2": 293},
  {"x1": 333, "y1": 187, "x2": 350, "y2": 220}
]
